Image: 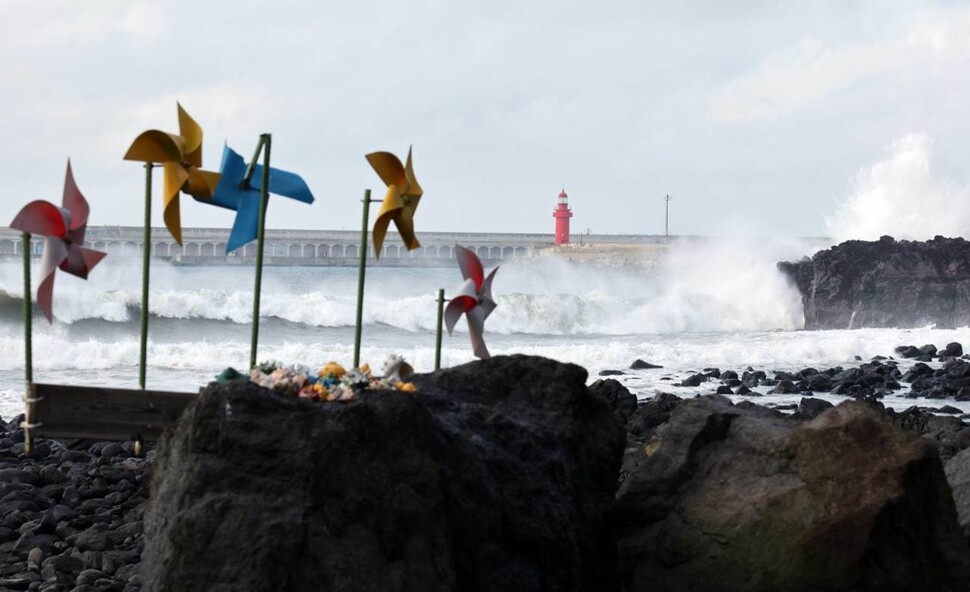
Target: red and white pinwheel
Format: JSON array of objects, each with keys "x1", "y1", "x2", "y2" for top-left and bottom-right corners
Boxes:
[
  {"x1": 444, "y1": 245, "x2": 499, "y2": 359},
  {"x1": 9, "y1": 161, "x2": 106, "y2": 321}
]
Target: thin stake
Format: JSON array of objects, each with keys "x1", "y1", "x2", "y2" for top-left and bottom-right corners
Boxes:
[
  {"x1": 139, "y1": 163, "x2": 153, "y2": 389},
  {"x1": 21, "y1": 232, "x2": 34, "y2": 456},
  {"x1": 243, "y1": 136, "x2": 266, "y2": 187},
  {"x1": 434, "y1": 288, "x2": 445, "y2": 370},
  {"x1": 250, "y1": 133, "x2": 272, "y2": 369},
  {"x1": 353, "y1": 189, "x2": 372, "y2": 368},
  {"x1": 22, "y1": 233, "x2": 32, "y2": 386},
  {"x1": 664, "y1": 194, "x2": 671, "y2": 243}
]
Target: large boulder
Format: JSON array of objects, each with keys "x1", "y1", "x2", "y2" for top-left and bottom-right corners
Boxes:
[
  {"x1": 615, "y1": 396, "x2": 970, "y2": 591},
  {"x1": 946, "y1": 448, "x2": 970, "y2": 541},
  {"x1": 142, "y1": 355, "x2": 625, "y2": 592},
  {"x1": 777, "y1": 236, "x2": 970, "y2": 329}
]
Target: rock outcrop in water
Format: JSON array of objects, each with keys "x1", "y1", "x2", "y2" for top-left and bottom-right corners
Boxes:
[
  {"x1": 778, "y1": 235, "x2": 970, "y2": 329},
  {"x1": 142, "y1": 355, "x2": 625, "y2": 592}
]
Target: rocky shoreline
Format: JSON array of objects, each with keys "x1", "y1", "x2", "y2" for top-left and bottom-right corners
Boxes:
[
  {"x1": 2, "y1": 349, "x2": 970, "y2": 590},
  {"x1": 607, "y1": 340, "x2": 970, "y2": 419},
  {"x1": 0, "y1": 422, "x2": 151, "y2": 591}
]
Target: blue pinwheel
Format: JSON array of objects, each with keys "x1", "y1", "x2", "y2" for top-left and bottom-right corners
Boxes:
[{"x1": 206, "y1": 144, "x2": 315, "y2": 253}]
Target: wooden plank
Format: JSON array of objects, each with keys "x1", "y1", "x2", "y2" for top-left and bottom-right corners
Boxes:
[{"x1": 26, "y1": 383, "x2": 199, "y2": 442}]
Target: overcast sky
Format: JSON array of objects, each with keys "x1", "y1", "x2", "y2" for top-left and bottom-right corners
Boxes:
[{"x1": 3, "y1": 0, "x2": 970, "y2": 239}]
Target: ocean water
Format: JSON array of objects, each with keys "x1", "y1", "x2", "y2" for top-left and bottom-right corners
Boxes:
[{"x1": 2, "y1": 236, "x2": 970, "y2": 420}]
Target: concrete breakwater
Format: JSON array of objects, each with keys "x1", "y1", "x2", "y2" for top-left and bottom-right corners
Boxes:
[{"x1": 0, "y1": 226, "x2": 670, "y2": 267}]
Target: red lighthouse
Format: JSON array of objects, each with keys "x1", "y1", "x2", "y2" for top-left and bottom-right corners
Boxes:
[{"x1": 553, "y1": 188, "x2": 573, "y2": 245}]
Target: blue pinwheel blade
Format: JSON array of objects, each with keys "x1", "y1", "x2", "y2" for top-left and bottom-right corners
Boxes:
[
  {"x1": 209, "y1": 145, "x2": 249, "y2": 211},
  {"x1": 226, "y1": 193, "x2": 260, "y2": 253},
  {"x1": 217, "y1": 144, "x2": 316, "y2": 253},
  {"x1": 251, "y1": 163, "x2": 315, "y2": 204}
]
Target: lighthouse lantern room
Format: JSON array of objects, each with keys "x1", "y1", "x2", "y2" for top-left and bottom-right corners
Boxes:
[{"x1": 553, "y1": 189, "x2": 573, "y2": 245}]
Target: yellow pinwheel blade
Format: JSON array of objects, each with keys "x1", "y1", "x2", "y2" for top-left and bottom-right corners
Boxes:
[
  {"x1": 162, "y1": 162, "x2": 189, "y2": 244},
  {"x1": 124, "y1": 130, "x2": 186, "y2": 163},
  {"x1": 185, "y1": 168, "x2": 221, "y2": 199},
  {"x1": 177, "y1": 103, "x2": 204, "y2": 168},
  {"x1": 404, "y1": 147, "x2": 423, "y2": 197},
  {"x1": 372, "y1": 186, "x2": 404, "y2": 257},
  {"x1": 395, "y1": 203, "x2": 421, "y2": 251},
  {"x1": 365, "y1": 152, "x2": 406, "y2": 189}
]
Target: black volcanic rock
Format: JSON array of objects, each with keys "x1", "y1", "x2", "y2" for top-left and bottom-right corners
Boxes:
[
  {"x1": 589, "y1": 378, "x2": 638, "y2": 426},
  {"x1": 615, "y1": 397, "x2": 970, "y2": 591},
  {"x1": 778, "y1": 236, "x2": 970, "y2": 329},
  {"x1": 142, "y1": 356, "x2": 625, "y2": 592},
  {"x1": 945, "y1": 448, "x2": 970, "y2": 540}
]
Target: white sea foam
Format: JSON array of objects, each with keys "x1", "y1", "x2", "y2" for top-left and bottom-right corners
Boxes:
[
  {"x1": 0, "y1": 235, "x2": 811, "y2": 335},
  {"x1": 4, "y1": 325, "x2": 970, "y2": 420}
]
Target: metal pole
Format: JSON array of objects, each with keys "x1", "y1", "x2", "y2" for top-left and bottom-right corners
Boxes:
[
  {"x1": 139, "y1": 163, "x2": 153, "y2": 389},
  {"x1": 22, "y1": 233, "x2": 31, "y2": 386},
  {"x1": 22, "y1": 234, "x2": 32, "y2": 456},
  {"x1": 664, "y1": 194, "x2": 671, "y2": 242},
  {"x1": 353, "y1": 189, "x2": 372, "y2": 368},
  {"x1": 243, "y1": 136, "x2": 266, "y2": 186},
  {"x1": 434, "y1": 288, "x2": 444, "y2": 370},
  {"x1": 250, "y1": 133, "x2": 271, "y2": 369}
]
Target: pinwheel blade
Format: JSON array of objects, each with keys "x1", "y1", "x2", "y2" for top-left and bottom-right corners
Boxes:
[
  {"x1": 10, "y1": 201, "x2": 68, "y2": 238},
  {"x1": 60, "y1": 246, "x2": 106, "y2": 279},
  {"x1": 177, "y1": 103, "x2": 204, "y2": 167},
  {"x1": 455, "y1": 244, "x2": 484, "y2": 287},
  {"x1": 208, "y1": 145, "x2": 248, "y2": 211},
  {"x1": 262, "y1": 164, "x2": 314, "y2": 203},
  {"x1": 211, "y1": 145, "x2": 315, "y2": 253},
  {"x1": 123, "y1": 130, "x2": 186, "y2": 163},
  {"x1": 162, "y1": 163, "x2": 190, "y2": 244},
  {"x1": 366, "y1": 149, "x2": 422, "y2": 258},
  {"x1": 444, "y1": 293, "x2": 477, "y2": 335},
  {"x1": 372, "y1": 187, "x2": 405, "y2": 255},
  {"x1": 365, "y1": 152, "x2": 406, "y2": 189},
  {"x1": 226, "y1": 195, "x2": 260, "y2": 253},
  {"x1": 37, "y1": 238, "x2": 68, "y2": 323},
  {"x1": 185, "y1": 168, "x2": 221, "y2": 199},
  {"x1": 466, "y1": 306, "x2": 490, "y2": 359},
  {"x1": 479, "y1": 268, "x2": 499, "y2": 319},
  {"x1": 403, "y1": 147, "x2": 423, "y2": 197},
  {"x1": 394, "y1": 204, "x2": 420, "y2": 251},
  {"x1": 62, "y1": 160, "x2": 89, "y2": 231}
]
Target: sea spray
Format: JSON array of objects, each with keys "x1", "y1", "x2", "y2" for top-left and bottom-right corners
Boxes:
[
  {"x1": 624, "y1": 236, "x2": 809, "y2": 333},
  {"x1": 826, "y1": 133, "x2": 970, "y2": 242},
  {"x1": 0, "y1": 238, "x2": 811, "y2": 334}
]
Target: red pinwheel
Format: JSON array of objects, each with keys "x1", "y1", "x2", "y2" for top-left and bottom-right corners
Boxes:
[
  {"x1": 9, "y1": 161, "x2": 106, "y2": 321},
  {"x1": 444, "y1": 245, "x2": 499, "y2": 359}
]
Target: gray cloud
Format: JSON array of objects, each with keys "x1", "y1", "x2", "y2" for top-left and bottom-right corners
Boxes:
[{"x1": 3, "y1": 0, "x2": 970, "y2": 239}]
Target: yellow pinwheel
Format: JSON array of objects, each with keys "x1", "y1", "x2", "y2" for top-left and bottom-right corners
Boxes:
[
  {"x1": 123, "y1": 103, "x2": 221, "y2": 244},
  {"x1": 365, "y1": 147, "x2": 423, "y2": 258}
]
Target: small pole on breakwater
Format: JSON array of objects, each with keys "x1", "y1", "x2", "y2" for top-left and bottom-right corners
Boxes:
[
  {"x1": 434, "y1": 288, "x2": 445, "y2": 370},
  {"x1": 353, "y1": 189, "x2": 373, "y2": 368},
  {"x1": 249, "y1": 133, "x2": 272, "y2": 369},
  {"x1": 664, "y1": 194, "x2": 671, "y2": 243},
  {"x1": 138, "y1": 163, "x2": 154, "y2": 389}
]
